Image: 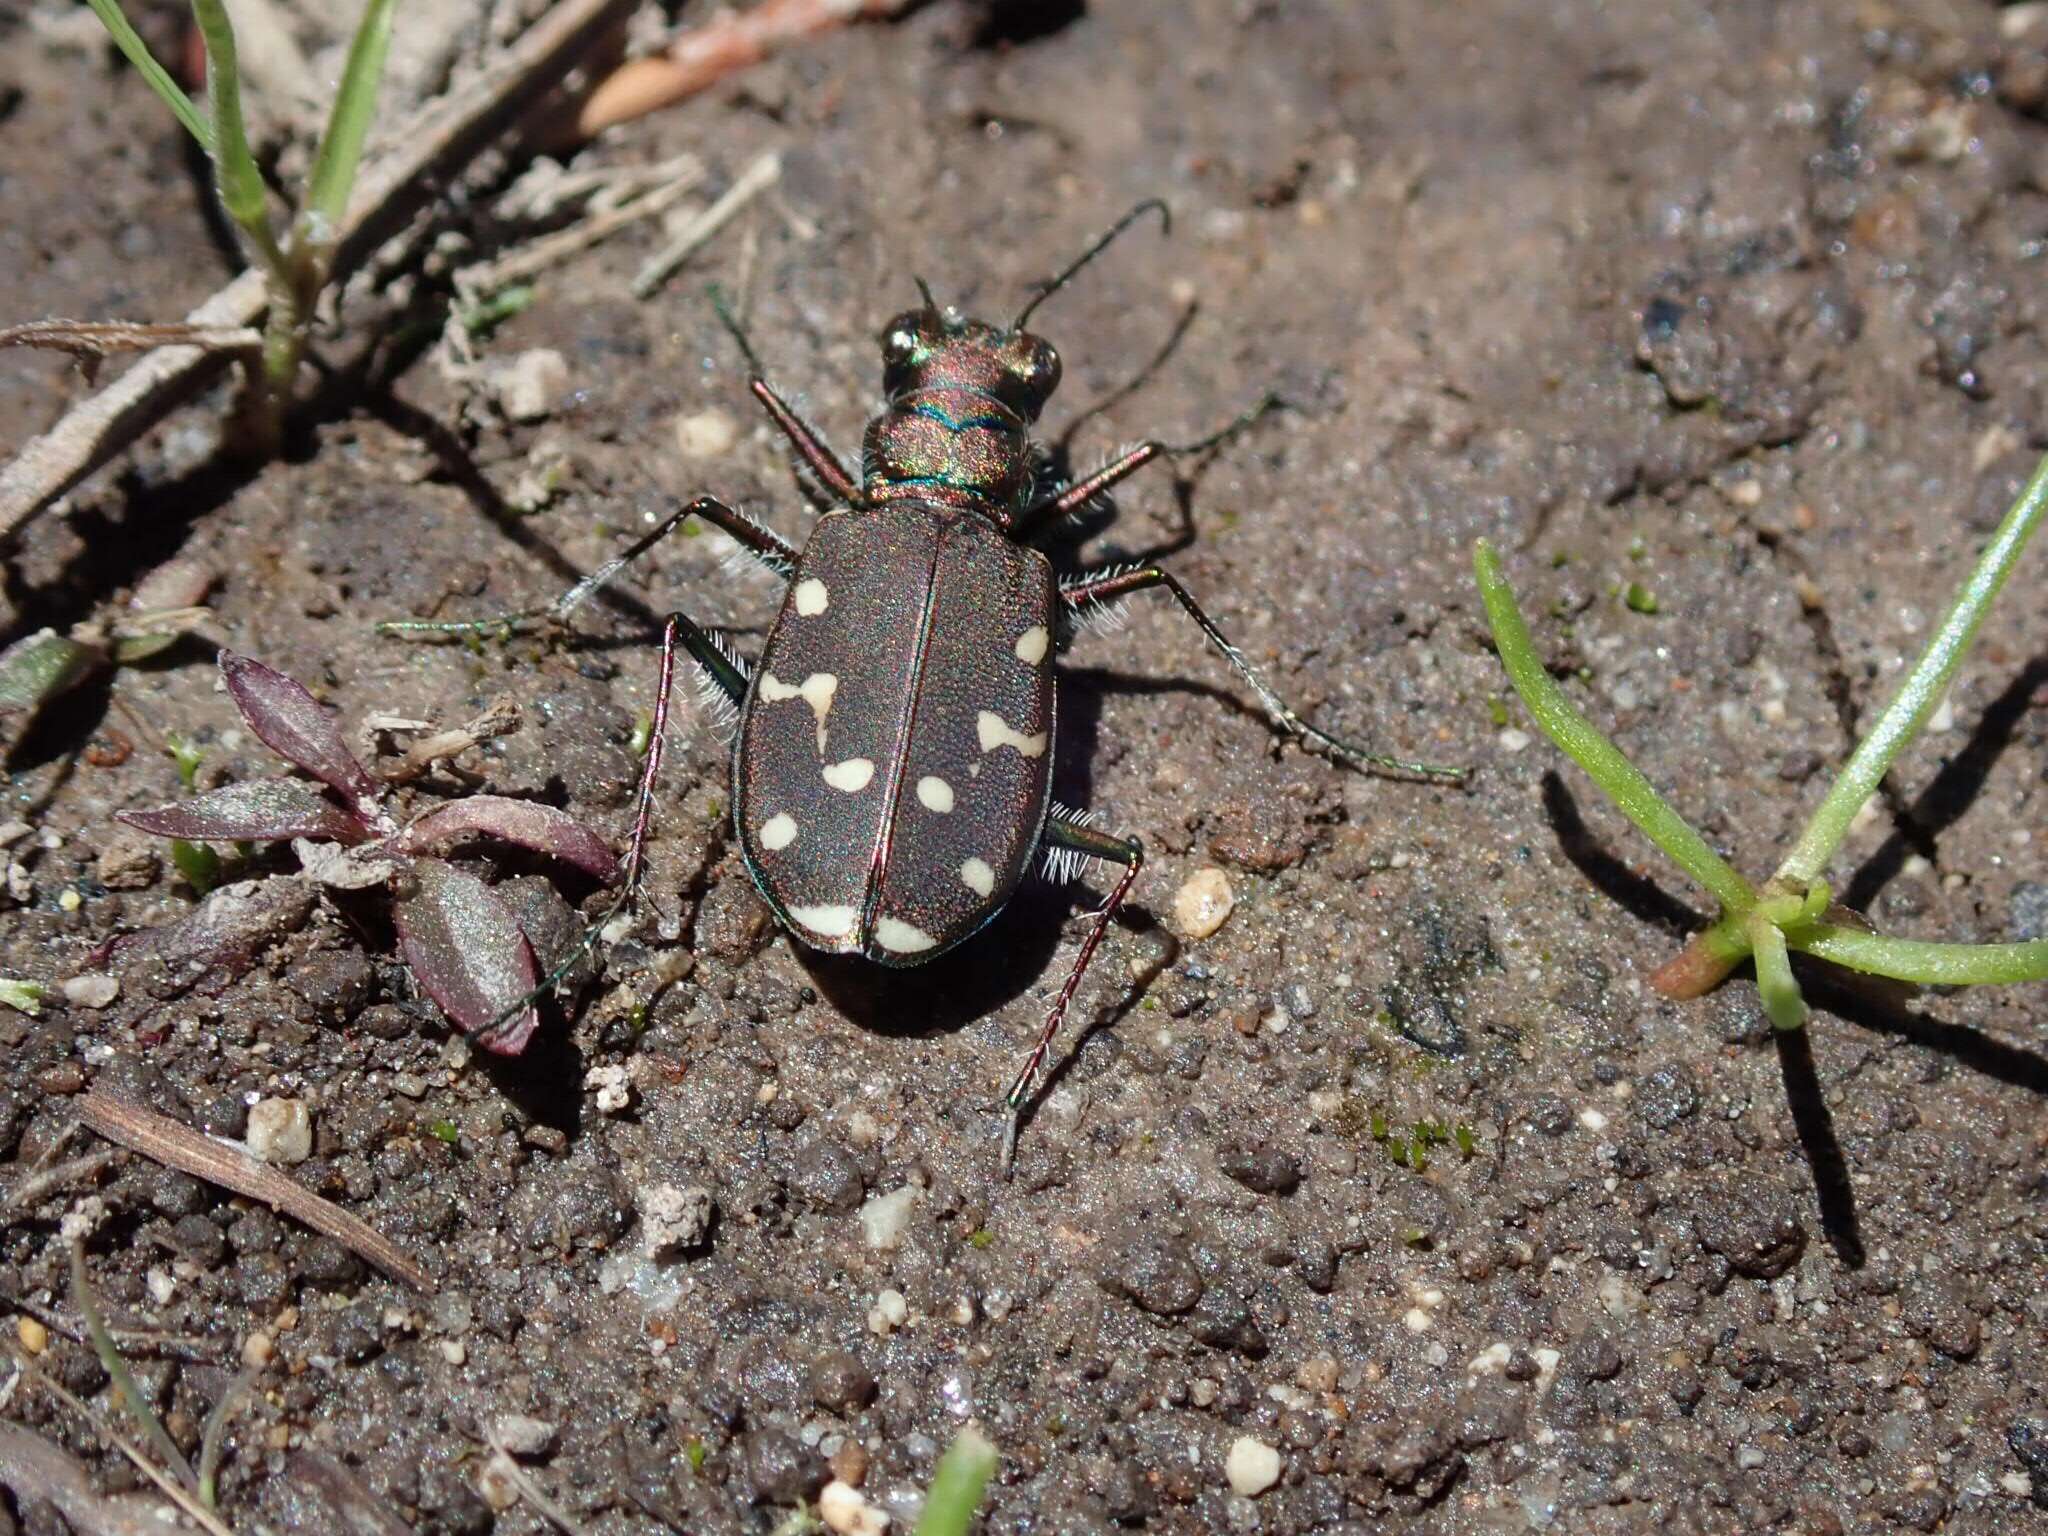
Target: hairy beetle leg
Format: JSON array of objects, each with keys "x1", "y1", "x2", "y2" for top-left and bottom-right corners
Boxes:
[
  {"x1": 1001, "y1": 818, "x2": 1144, "y2": 1175},
  {"x1": 752, "y1": 379, "x2": 863, "y2": 506},
  {"x1": 374, "y1": 495, "x2": 794, "y2": 639},
  {"x1": 1059, "y1": 566, "x2": 1465, "y2": 783}
]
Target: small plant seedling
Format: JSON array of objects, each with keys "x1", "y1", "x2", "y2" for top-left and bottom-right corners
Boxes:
[
  {"x1": 913, "y1": 1428, "x2": 999, "y2": 1536},
  {"x1": 384, "y1": 203, "x2": 1463, "y2": 1168},
  {"x1": 7, "y1": 1, "x2": 397, "y2": 453},
  {"x1": 1474, "y1": 449, "x2": 2048, "y2": 1029},
  {"x1": 116, "y1": 650, "x2": 619, "y2": 1052}
]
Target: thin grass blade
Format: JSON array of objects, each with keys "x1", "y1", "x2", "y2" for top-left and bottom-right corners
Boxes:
[
  {"x1": 83, "y1": 0, "x2": 212, "y2": 150},
  {"x1": 1473, "y1": 541, "x2": 1756, "y2": 916},
  {"x1": 69, "y1": 1243, "x2": 198, "y2": 1492},
  {"x1": 188, "y1": 0, "x2": 270, "y2": 234},
  {"x1": 1775, "y1": 450, "x2": 2048, "y2": 885},
  {"x1": 1791, "y1": 924, "x2": 2048, "y2": 986},
  {"x1": 302, "y1": 0, "x2": 396, "y2": 237}
]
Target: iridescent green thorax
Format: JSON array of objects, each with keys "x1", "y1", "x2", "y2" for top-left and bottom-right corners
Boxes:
[{"x1": 860, "y1": 305, "x2": 1062, "y2": 517}]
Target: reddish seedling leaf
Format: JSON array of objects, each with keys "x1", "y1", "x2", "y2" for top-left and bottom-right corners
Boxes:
[
  {"x1": 218, "y1": 651, "x2": 392, "y2": 832},
  {"x1": 118, "y1": 778, "x2": 369, "y2": 845},
  {"x1": 391, "y1": 859, "x2": 541, "y2": 1054},
  {"x1": 394, "y1": 796, "x2": 620, "y2": 883}
]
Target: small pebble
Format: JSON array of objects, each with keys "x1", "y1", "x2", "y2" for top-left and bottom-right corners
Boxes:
[
  {"x1": 493, "y1": 1413, "x2": 557, "y2": 1458},
  {"x1": 584, "y1": 1063, "x2": 633, "y2": 1115},
  {"x1": 639, "y1": 1182, "x2": 715, "y2": 1256},
  {"x1": 16, "y1": 1316, "x2": 48, "y2": 1354},
  {"x1": 858, "y1": 1185, "x2": 921, "y2": 1251},
  {"x1": 245, "y1": 1098, "x2": 313, "y2": 1164},
  {"x1": 866, "y1": 1288, "x2": 909, "y2": 1335},
  {"x1": 476, "y1": 1451, "x2": 520, "y2": 1512},
  {"x1": 674, "y1": 407, "x2": 739, "y2": 459},
  {"x1": 1225, "y1": 1436, "x2": 1282, "y2": 1497},
  {"x1": 492, "y1": 348, "x2": 570, "y2": 422},
  {"x1": 61, "y1": 974, "x2": 119, "y2": 1009},
  {"x1": 819, "y1": 1478, "x2": 890, "y2": 1535},
  {"x1": 1172, "y1": 867, "x2": 1235, "y2": 939},
  {"x1": 241, "y1": 1331, "x2": 274, "y2": 1369}
]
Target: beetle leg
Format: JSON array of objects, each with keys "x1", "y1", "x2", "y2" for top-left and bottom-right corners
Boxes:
[
  {"x1": 1059, "y1": 566, "x2": 1466, "y2": 782},
  {"x1": 752, "y1": 380, "x2": 864, "y2": 507},
  {"x1": 1001, "y1": 818, "x2": 1144, "y2": 1174},
  {"x1": 461, "y1": 606, "x2": 750, "y2": 1043},
  {"x1": 377, "y1": 496, "x2": 794, "y2": 639},
  {"x1": 1011, "y1": 394, "x2": 1279, "y2": 540}
]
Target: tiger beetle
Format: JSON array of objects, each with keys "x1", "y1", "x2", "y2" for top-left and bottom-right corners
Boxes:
[{"x1": 385, "y1": 201, "x2": 1462, "y2": 1169}]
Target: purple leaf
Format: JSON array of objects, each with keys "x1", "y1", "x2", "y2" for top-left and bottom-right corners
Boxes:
[
  {"x1": 393, "y1": 797, "x2": 620, "y2": 883},
  {"x1": 118, "y1": 778, "x2": 369, "y2": 844},
  {"x1": 391, "y1": 859, "x2": 540, "y2": 1054},
  {"x1": 218, "y1": 651, "x2": 392, "y2": 833}
]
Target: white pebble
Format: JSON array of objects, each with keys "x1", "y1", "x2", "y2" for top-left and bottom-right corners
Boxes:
[
  {"x1": 819, "y1": 1478, "x2": 891, "y2": 1535},
  {"x1": 1577, "y1": 1107, "x2": 1609, "y2": 1133},
  {"x1": 245, "y1": 1098, "x2": 313, "y2": 1165},
  {"x1": 674, "y1": 407, "x2": 738, "y2": 459},
  {"x1": 639, "y1": 1182, "x2": 715, "y2": 1256},
  {"x1": 1225, "y1": 1436, "x2": 1282, "y2": 1497},
  {"x1": 492, "y1": 349, "x2": 570, "y2": 422},
  {"x1": 493, "y1": 1413, "x2": 557, "y2": 1458},
  {"x1": 583, "y1": 1063, "x2": 633, "y2": 1115},
  {"x1": 62, "y1": 974, "x2": 119, "y2": 1009},
  {"x1": 867, "y1": 1288, "x2": 909, "y2": 1335},
  {"x1": 858, "y1": 1185, "x2": 921, "y2": 1251},
  {"x1": 1172, "y1": 867, "x2": 1235, "y2": 940}
]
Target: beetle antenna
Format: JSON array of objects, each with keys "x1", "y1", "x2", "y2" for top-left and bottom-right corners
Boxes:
[
  {"x1": 1012, "y1": 199, "x2": 1171, "y2": 332},
  {"x1": 913, "y1": 275, "x2": 940, "y2": 314},
  {"x1": 708, "y1": 283, "x2": 769, "y2": 380}
]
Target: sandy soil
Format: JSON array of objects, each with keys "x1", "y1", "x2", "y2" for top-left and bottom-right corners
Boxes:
[{"x1": 2, "y1": 1, "x2": 2045, "y2": 1532}]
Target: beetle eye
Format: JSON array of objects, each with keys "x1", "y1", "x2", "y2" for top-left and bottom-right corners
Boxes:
[{"x1": 883, "y1": 329, "x2": 918, "y2": 366}]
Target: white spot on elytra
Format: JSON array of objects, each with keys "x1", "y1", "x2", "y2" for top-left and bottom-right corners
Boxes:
[
  {"x1": 1014, "y1": 625, "x2": 1049, "y2": 664},
  {"x1": 977, "y1": 709, "x2": 1047, "y2": 758},
  {"x1": 786, "y1": 903, "x2": 858, "y2": 941},
  {"x1": 757, "y1": 672, "x2": 838, "y2": 753},
  {"x1": 759, "y1": 813, "x2": 797, "y2": 851},
  {"x1": 793, "y1": 578, "x2": 829, "y2": 616},
  {"x1": 916, "y1": 775, "x2": 955, "y2": 813},
  {"x1": 801, "y1": 673, "x2": 838, "y2": 752},
  {"x1": 873, "y1": 916, "x2": 937, "y2": 954},
  {"x1": 960, "y1": 857, "x2": 995, "y2": 897},
  {"x1": 822, "y1": 757, "x2": 875, "y2": 793}
]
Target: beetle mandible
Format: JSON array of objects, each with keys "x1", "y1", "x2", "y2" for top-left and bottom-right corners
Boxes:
[{"x1": 391, "y1": 202, "x2": 1461, "y2": 1167}]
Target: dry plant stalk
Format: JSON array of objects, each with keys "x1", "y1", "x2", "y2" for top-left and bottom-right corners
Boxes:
[{"x1": 76, "y1": 1089, "x2": 434, "y2": 1292}]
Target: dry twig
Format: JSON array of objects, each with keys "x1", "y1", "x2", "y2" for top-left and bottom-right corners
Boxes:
[
  {"x1": 0, "y1": 1419, "x2": 180, "y2": 1536},
  {"x1": 631, "y1": 151, "x2": 782, "y2": 298},
  {"x1": 75, "y1": 1089, "x2": 434, "y2": 1292}
]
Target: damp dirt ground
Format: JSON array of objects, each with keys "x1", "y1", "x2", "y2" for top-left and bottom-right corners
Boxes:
[{"x1": 2, "y1": 1, "x2": 2046, "y2": 1532}]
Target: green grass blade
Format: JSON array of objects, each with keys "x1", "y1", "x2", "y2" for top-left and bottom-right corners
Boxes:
[
  {"x1": 71, "y1": 1242, "x2": 198, "y2": 1490},
  {"x1": 1473, "y1": 540, "x2": 1756, "y2": 916},
  {"x1": 84, "y1": 0, "x2": 212, "y2": 152},
  {"x1": 1792, "y1": 924, "x2": 2048, "y2": 986},
  {"x1": 302, "y1": 0, "x2": 396, "y2": 234},
  {"x1": 188, "y1": 0, "x2": 270, "y2": 235},
  {"x1": 1748, "y1": 919, "x2": 1808, "y2": 1030},
  {"x1": 913, "y1": 1428, "x2": 998, "y2": 1536},
  {"x1": 1776, "y1": 449, "x2": 2048, "y2": 885}
]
